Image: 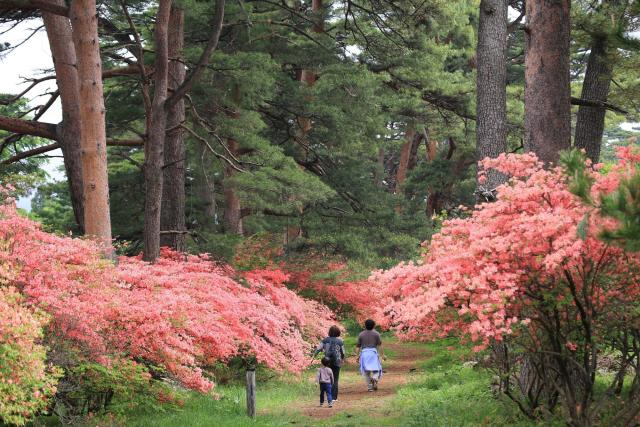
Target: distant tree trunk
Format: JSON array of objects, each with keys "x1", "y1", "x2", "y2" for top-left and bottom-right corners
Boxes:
[
  {"x1": 524, "y1": 0, "x2": 571, "y2": 165},
  {"x1": 574, "y1": 37, "x2": 612, "y2": 163},
  {"x1": 395, "y1": 124, "x2": 416, "y2": 193},
  {"x1": 223, "y1": 138, "x2": 243, "y2": 235},
  {"x1": 42, "y1": 1, "x2": 84, "y2": 233},
  {"x1": 196, "y1": 142, "x2": 217, "y2": 220},
  {"x1": 476, "y1": 0, "x2": 508, "y2": 192},
  {"x1": 426, "y1": 139, "x2": 440, "y2": 217},
  {"x1": 426, "y1": 139, "x2": 437, "y2": 162},
  {"x1": 160, "y1": 5, "x2": 186, "y2": 251},
  {"x1": 287, "y1": 0, "x2": 323, "y2": 241},
  {"x1": 143, "y1": 0, "x2": 172, "y2": 261},
  {"x1": 69, "y1": 0, "x2": 112, "y2": 244}
]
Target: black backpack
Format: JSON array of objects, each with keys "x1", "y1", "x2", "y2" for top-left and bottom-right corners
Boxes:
[{"x1": 324, "y1": 338, "x2": 342, "y2": 365}]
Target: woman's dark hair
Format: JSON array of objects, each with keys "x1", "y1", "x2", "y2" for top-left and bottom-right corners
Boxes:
[
  {"x1": 364, "y1": 319, "x2": 376, "y2": 330},
  {"x1": 321, "y1": 357, "x2": 331, "y2": 367},
  {"x1": 328, "y1": 325, "x2": 341, "y2": 337}
]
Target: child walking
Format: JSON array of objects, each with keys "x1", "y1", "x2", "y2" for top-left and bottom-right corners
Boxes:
[{"x1": 316, "y1": 357, "x2": 334, "y2": 407}]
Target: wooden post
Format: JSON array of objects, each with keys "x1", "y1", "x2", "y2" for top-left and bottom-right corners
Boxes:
[{"x1": 246, "y1": 368, "x2": 256, "y2": 418}]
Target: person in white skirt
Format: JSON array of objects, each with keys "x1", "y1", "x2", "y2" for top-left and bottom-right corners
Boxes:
[{"x1": 355, "y1": 319, "x2": 385, "y2": 391}]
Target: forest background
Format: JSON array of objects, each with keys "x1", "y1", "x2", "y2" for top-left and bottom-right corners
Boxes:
[{"x1": 1, "y1": 0, "x2": 640, "y2": 426}]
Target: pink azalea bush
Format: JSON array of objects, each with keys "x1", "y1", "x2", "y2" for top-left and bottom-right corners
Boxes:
[
  {"x1": 370, "y1": 151, "x2": 640, "y2": 346},
  {"x1": 0, "y1": 191, "x2": 337, "y2": 419},
  {"x1": 367, "y1": 150, "x2": 640, "y2": 423}
]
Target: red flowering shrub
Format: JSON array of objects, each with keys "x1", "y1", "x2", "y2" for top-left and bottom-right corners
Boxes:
[
  {"x1": 234, "y1": 235, "x2": 374, "y2": 319},
  {"x1": 0, "y1": 195, "x2": 337, "y2": 408},
  {"x1": 369, "y1": 151, "x2": 640, "y2": 424}
]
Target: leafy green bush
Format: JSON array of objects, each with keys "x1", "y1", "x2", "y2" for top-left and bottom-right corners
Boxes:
[
  {"x1": 51, "y1": 358, "x2": 182, "y2": 424},
  {"x1": 0, "y1": 286, "x2": 61, "y2": 426}
]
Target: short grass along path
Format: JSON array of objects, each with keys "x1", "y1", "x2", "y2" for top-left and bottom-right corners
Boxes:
[{"x1": 91, "y1": 337, "x2": 534, "y2": 427}]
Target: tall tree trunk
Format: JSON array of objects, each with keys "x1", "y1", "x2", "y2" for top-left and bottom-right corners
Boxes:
[
  {"x1": 143, "y1": 0, "x2": 172, "y2": 261},
  {"x1": 223, "y1": 138, "x2": 243, "y2": 235},
  {"x1": 395, "y1": 125, "x2": 422, "y2": 213},
  {"x1": 524, "y1": 0, "x2": 571, "y2": 165},
  {"x1": 42, "y1": 1, "x2": 84, "y2": 233},
  {"x1": 476, "y1": 0, "x2": 508, "y2": 192},
  {"x1": 142, "y1": 0, "x2": 224, "y2": 261},
  {"x1": 395, "y1": 124, "x2": 416, "y2": 193},
  {"x1": 574, "y1": 37, "x2": 612, "y2": 163},
  {"x1": 69, "y1": 0, "x2": 112, "y2": 244},
  {"x1": 160, "y1": 5, "x2": 186, "y2": 251}
]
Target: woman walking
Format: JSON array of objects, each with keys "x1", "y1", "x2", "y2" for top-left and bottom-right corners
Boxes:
[
  {"x1": 355, "y1": 319, "x2": 384, "y2": 391},
  {"x1": 312, "y1": 325, "x2": 345, "y2": 402}
]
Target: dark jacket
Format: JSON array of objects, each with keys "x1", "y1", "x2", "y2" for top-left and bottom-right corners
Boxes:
[{"x1": 314, "y1": 337, "x2": 346, "y2": 367}]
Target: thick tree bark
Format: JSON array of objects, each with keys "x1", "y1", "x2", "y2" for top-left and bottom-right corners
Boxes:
[
  {"x1": 574, "y1": 37, "x2": 612, "y2": 163},
  {"x1": 164, "y1": 0, "x2": 225, "y2": 109},
  {"x1": 143, "y1": 0, "x2": 172, "y2": 262},
  {"x1": 0, "y1": 0, "x2": 68, "y2": 16},
  {"x1": 476, "y1": 0, "x2": 508, "y2": 192},
  {"x1": 160, "y1": 6, "x2": 186, "y2": 251},
  {"x1": 0, "y1": 115, "x2": 57, "y2": 139},
  {"x1": 524, "y1": 0, "x2": 571, "y2": 165},
  {"x1": 69, "y1": 0, "x2": 112, "y2": 243},
  {"x1": 142, "y1": 0, "x2": 225, "y2": 261},
  {"x1": 223, "y1": 138, "x2": 243, "y2": 235},
  {"x1": 43, "y1": 1, "x2": 84, "y2": 233}
]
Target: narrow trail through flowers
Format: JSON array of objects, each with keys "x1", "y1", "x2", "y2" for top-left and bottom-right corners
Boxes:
[{"x1": 265, "y1": 339, "x2": 428, "y2": 423}]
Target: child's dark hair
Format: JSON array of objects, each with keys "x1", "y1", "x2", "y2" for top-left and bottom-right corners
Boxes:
[
  {"x1": 321, "y1": 357, "x2": 331, "y2": 367},
  {"x1": 328, "y1": 325, "x2": 341, "y2": 337},
  {"x1": 364, "y1": 319, "x2": 376, "y2": 330}
]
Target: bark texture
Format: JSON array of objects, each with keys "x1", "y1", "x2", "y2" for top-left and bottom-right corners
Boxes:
[
  {"x1": 0, "y1": 115, "x2": 57, "y2": 139},
  {"x1": 69, "y1": 0, "x2": 112, "y2": 242},
  {"x1": 524, "y1": 0, "x2": 572, "y2": 165},
  {"x1": 476, "y1": 0, "x2": 508, "y2": 191},
  {"x1": 160, "y1": 6, "x2": 187, "y2": 251},
  {"x1": 143, "y1": 0, "x2": 172, "y2": 262},
  {"x1": 142, "y1": 0, "x2": 225, "y2": 261},
  {"x1": 43, "y1": 0, "x2": 84, "y2": 233},
  {"x1": 395, "y1": 125, "x2": 422, "y2": 213},
  {"x1": 223, "y1": 138, "x2": 243, "y2": 235},
  {"x1": 574, "y1": 37, "x2": 612, "y2": 163}
]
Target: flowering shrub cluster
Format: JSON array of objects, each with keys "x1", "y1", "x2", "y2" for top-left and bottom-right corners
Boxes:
[
  {"x1": 234, "y1": 235, "x2": 374, "y2": 319},
  {"x1": 367, "y1": 150, "x2": 640, "y2": 424},
  {"x1": 370, "y1": 151, "x2": 640, "y2": 344},
  {"x1": 0, "y1": 195, "x2": 337, "y2": 423},
  {"x1": 0, "y1": 285, "x2": 61, "y2": 426}
]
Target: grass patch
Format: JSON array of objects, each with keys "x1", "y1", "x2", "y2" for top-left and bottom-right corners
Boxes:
[{"x1": 390, "y1": 338, "x2": 538, "y2": 427}]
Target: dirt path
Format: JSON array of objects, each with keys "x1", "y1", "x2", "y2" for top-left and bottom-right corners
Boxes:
[{"x1": 295, "y1": 340, "x2": 426, "y2": 421}]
